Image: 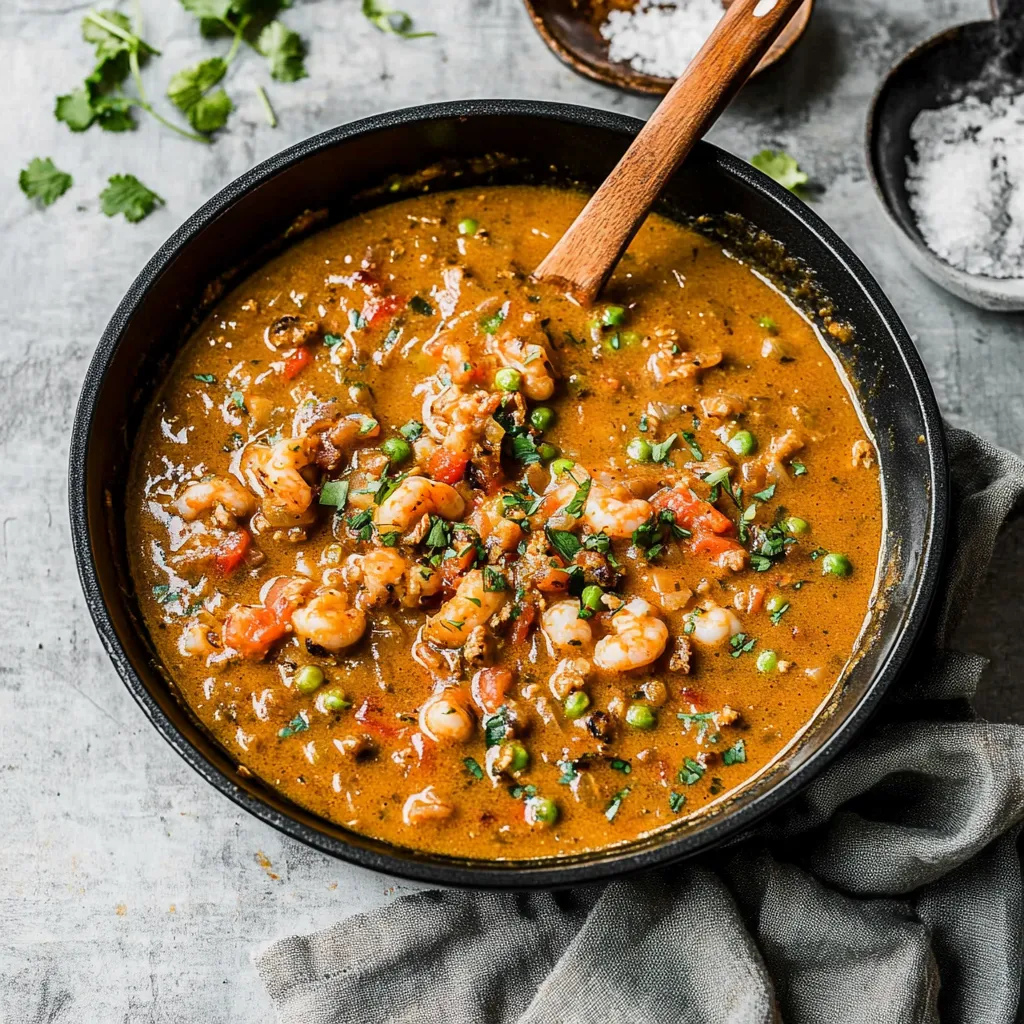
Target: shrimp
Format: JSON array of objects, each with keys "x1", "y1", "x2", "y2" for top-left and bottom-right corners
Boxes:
[
  {"x1": 541, "y1": 600, "x2": 594, "y2": 652},
  {"x1": 593, "y1": 598, "x2": 669, "y2": 672},
  {"x1": 647, "y1": 342, "x2": 722, "y2": 383},
  {"x1": 583, "y1": 484, "x2": 652, "y2": 539},
  {"x1": 419, "y1": 689, "x2": 475, "y2": 743},
  {"x1": 548, "y1": 656, "x2": 591, "y2": 700},
  {"x1": 374, "y1": 475, "x2": 465, "y2": 532},
  {"x1": 402, "y1": 786, "x2": 454, "y2": 825},
  {"x1": 689, "y1": 604, "x2": 743, "y2": 646},
  {"x1": 291, "y1": 588, "x2": 367, "y2": 653},
  {"x1": 343, "y1": 548, "x2": 408, "y2": 609},
  {"x1": 222, "y1": 576, "x2": 313, "y2": 659},
  {"x1": 423, "y1": 570, "x2": 507, "y2": 648},
  {"x1": 173, "y1": 476, "x2": 257, "y2": 522},
  {"x1": 493, "y1": 331, "x2": 557, "y2": 401},
  {"x1": 242, "y1": 436, "x2": 317, "y2": 525}
]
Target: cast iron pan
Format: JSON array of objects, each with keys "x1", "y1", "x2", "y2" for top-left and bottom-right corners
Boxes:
[{"x1": 69, "y1": 100, "x2": 948, "y2": 889}]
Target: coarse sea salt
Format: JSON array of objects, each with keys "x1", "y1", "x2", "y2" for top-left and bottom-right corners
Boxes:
[
  {"x1": 601, "y1": 0, "x2": 725, "y2": 80},
  {"x1": 906, "y1": 92, "x2": 1024, "y2": 280}
]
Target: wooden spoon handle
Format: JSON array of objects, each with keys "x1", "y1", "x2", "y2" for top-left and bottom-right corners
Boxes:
[{"x1": 533, "y1": 0, "x2": 807, "y2": 304}]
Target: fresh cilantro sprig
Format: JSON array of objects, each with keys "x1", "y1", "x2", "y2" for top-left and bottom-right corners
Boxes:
[
  {"x1": 751, "y1": 149, "x2": 810, "y2": 195},
  {"x1": 362, "y1": 0, "x2": 435, "y2": 39}
]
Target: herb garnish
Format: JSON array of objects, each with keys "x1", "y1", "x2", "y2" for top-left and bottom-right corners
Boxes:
[
  {"x1": 347, "y1": 508, "x2": 374, "y2": 541},
  {"x1": 100, "y1": 174, "x2": 163, "y2": 222},
  {"x1": 482, "y1": 566, "x2": 508, "y2": 592},
  {"x1": 632, "y1": 509, "x2": 689, "y2": 561},
  {"x1": 362, "y1": 0, "x2": 435, "y2": 38},
  {"x1": 678, "y1": 756, "x2": 705, "y2": 785},
  {"x1": 650, "y1": 433, "x2": 678, "y2": 464},
  {"x1": 769, "y1": 601, "x2": 791, "y2": 625},
  {"x1": 408, "y1": 296, "x2": 433, "y2": 316},
  {"x1": 751, "y1": 150, "x2": 810, "y2": 193},
  {"x1": 463, "y1": 757, "x2": 484, "y2": 781},
  {"x1": 564, "y1": 478, "x2": 592, "y2": 518},
  {"x1": 722, "y1": 740, "x2": 747, "y2": 766},
  {"x1": 483, "y1": 706, "x2": 510, "y2": 748},
  {"x1": 791, "y1": 461, "x2": 808, "y2": 476},
  {"x1": 479, "y1": 306, "x2": 507, "y2": 335},
  {"x1": 277, "y1": 713, "x2": 308, "y2": 739},
  {"x1": 19, "y1": 158, "x2": 73, "y2": 207},
  {"x1": 546, "y1": 527, "x2": 582, "y2": 564},
  {"x1": 557, "y1": 759, "x2": 579, "y2": 784},
  {"x1": 729, "y1": 633, "x2": 757, "y2": 658},
  {"x1": 605, "y1": 787, "x2": 631, "y2": 821},
  {"x1": 609, "y1": 758, "x2": 632, "y2": 775},
  {"x1": 399, "y1": 420, "x2": 424, "y2": 441},
  {"x1": 669, "y1": 791, "x2": 686, "y2": 813},
  {"x1": 192, "y1": 373, "x2": 216, "y2": 384},
  {"x1": 677, "y1": 711, "x2": 717, "y2": 742},
  {"x1": 319, "y1": 479, "x2": 349, "y2": 507},
  {"x1": 681, "y1": 430, "x2": 703, "y2": 460}
]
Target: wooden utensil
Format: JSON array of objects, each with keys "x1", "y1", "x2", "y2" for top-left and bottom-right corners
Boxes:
[{"x1": 533, "y1": 0, "x2": 808, "y2": 304}]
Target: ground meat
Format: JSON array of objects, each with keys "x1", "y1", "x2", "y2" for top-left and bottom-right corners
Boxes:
[{"x1": 668, "y1": 636, "x2": 692, "y2": 674}]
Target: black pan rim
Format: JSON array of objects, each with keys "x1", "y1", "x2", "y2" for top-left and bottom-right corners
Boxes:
[{"x1": 69, "y1": 97, "x2": 949, "y2": 890}]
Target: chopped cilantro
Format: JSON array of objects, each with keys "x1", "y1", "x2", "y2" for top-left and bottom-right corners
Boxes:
[
  {"x1": 408, "y1": 296, "x2": 433, "y2": 316},
  {"x1": 362, "y1": 0, "x2": 435, "y2": 38},
  {"x1": 678, "y1": 757, "x2": 705, "y2": 785},
  {"x1": 479, "y1": 307, "x2": 507, "y2": 335},
  {"x1": 483, "y1": 706, "x2": 510, "y2": 748},
  {"x1": 347, "y1": 508, "x2": 374, "y2": 541},
  {"x1": 564, "y1": 478, "x2": 592, "y2": 518},
  {"x1": 609, "y1": 758, "x2": 632, "y2": 774},
  {"x1": 605, "y1": 787, "x2": 631, "y2": 821},
  {"x1": 349, "y1": 308, "x2": 367, "y2": 330},
  {"x1": 167, "y1": 57, "x2": 232, "y2": 133},
  {"x1": 650, "y1": 433, "x2": 678, "y2": 464},
  {"x1": 769, "y1": 601, "x2": 791, "y2": 625},
  {"x1": 752, "y1": 484, "x2": 776, "y2": 502},
  {"x1": 229, "y1": 390, "x2": 247, "y2": 413},
  {"x1": 791, "y1": 461, "x2": 808, "y2": 476},
  {"x1": 463, "y1": 757, "x2": 484, "y2": 780},
  {"x1": 399, "y1": 419, "x2": 424, "y2": 440},
  {"x1": 482, "y1": 566, "x2": 507, "y2": 592},
  {"x1": 669, "y1": 791, "x2": 686, "y2": 813},
  {"x1": 757, "y1": 315, "x2": 779, "y2": 334},
  {"x1": 722, "y1": 740, "x2": 747, "y2": 766},
  {"x1": 323, "y1": 333, "x2": 344, "y2": 348},
  {"x1": 319, "y1": 479, "x2": 349, "y2": 507},
  {"x1": 557, "y1": 759, "x2": 579, "y2": 785},
  {"x1": 729, "y1": 633, "x2": 757, "y2": 658},
  {"x1": 546, "y1": 527, "x2": 581, "y2": 564},
  {"x1": 277, "y1": 713, "x2": 308, "y2": 739},
  {"x1": 681, "y1": 430, "x2": 703, "y2": 460},
  {"x1": 192, "y1": 373, "x2": 216, "y2": 384},
  {"x1": 677, "y1": 711, "x2": 717, "y2": 742}
]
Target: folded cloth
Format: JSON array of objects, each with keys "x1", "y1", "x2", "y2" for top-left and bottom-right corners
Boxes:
[{"x1": 257, "y1": 428, "x2": 1024, "y2": 1024}]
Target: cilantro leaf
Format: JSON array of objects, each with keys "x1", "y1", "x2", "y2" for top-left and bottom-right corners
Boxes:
[
  {"x1": 722, "y1": 740, "x2": 747, "y2": 766},
  {"x1": 362, "y1": 0, "x2": 435, "y2": 38},
  {"x1": 669, "y1": 791, "x2": 686, "y2": 813},
  {"x1": 751, "y1": 150, "x2": 809, "y2": 193},
  {"x1": 605, "y1": 787, "x2": 631, "y2": 821},
  {"x1": 681, "y1": 430, "x2": 703, "y2": 460},
  {"x1": 94, "y1": 94, "x2": 136, "y2": 131},
  {"x1": 82, "y1": 10, "x2": 156, "y2": 63},
  {"x1": 179, "y1": 0, "x2": 235, "y2": 18},
  {"x1": 463, "y1": 757, "x2": 484, "y2": 780},
  {"x1": 99, "y1": 174, "x2": 164, "y2": 222},
  {"x1": 678, "y1": 757, "x2": 705, "y2": 785},
  {"x1": 546, "y1": 527, "x2": 581, "y2": 565},
  {"x1": 564, "y1": 478, "x2": 591, "y2": 519},
  {"x1": 19, "y1": 159, "x2": 73, "y2": 207},
  {"x1": 55, "y1": 88, "x2": 97, "y2": 131},
  {"x1": 319, "y1": 480, "x2": 349, "y2": 507},
  {"x1": 257, "y1": 21, "x2": 307, "y2": 82},
  {"x1": 167, "y1": 57, "x2": 232, "y2": 133}
]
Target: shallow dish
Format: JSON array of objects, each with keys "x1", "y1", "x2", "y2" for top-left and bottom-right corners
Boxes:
[
  {"x1": 70, "y1": 99, "x2": 948, "y2": 889},
  {"x1": 522, "y1": 0, "x2": 814, "y2": 96}
]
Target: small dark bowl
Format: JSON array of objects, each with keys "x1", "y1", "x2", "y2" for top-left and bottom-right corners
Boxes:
[
  {"x1": 70, "y1": 100, "x2": 948, "y2": 890},
  {"x1": 868, "y1": 0, "x2": 1024, "y2": 309},
  {"x1": 522, "y1": 0, "x2": 814, "y2": 97}
]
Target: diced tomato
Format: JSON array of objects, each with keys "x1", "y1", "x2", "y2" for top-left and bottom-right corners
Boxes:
[
  {"x1": 691, "y1": 530, "x2": 744, "y2": 558},
  {"x1": 511, "y1": 603, "x2": 537, "y2": 645},
  {"x1": 215, "y1": 529, "x2": 251, "y2": 575},
  {"x1": 355, "y1": 699, "x2": 403, "y2": 740},
  {"x1": 439, "y1": 545, "x2": 477, "y2": 595},
  {"x1": 282, "y1": 347, "x2": 311, "y2": 379},
  {"x1": 472, "y1": 667, "x2": 513, "y2": 714},
  {"x1": 426, "y1": 448, "x2": 470, "y2": 485},
  {"x1": 363, "y1": 294, "x2": 404, "y2": 325},
  {"x1": 222, "y1": 606, "x2": 288, "y2": 660},
  {"x1": 223, "y1": 577, "x2": 312, "y2": 659},
  {"x1": 652, "y1": 486, "x2": 735, "y2": 535}
]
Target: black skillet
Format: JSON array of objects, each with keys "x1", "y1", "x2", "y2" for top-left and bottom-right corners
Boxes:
[
  {"x1": 69, "y1": 100, "x2": 948, "y2": 889},
  {"x1": 868, "y1": 0, "x2": 1024, "y2": 310}
]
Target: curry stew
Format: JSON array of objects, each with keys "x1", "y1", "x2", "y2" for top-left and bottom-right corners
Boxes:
[{"x1": 128, "y1": 185, "x2": 882, "y2": 860}]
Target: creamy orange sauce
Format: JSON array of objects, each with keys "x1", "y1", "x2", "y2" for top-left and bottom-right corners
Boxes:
[{"x1": 127, "y1": 185, "x2": 882, "y2": 860}]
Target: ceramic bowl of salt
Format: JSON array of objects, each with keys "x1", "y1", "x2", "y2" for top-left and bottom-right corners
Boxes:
[
  {"x1": 868, "y1": 0, "x2": 1024, "y2": 311},
  {"x1": 522, "y1": 0, "x2": 814, "y2": 96}
]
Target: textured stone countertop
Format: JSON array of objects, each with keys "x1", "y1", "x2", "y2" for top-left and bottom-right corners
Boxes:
[{"x1": 1, "y1": 0, "x2": 1021, "y2": 1020}]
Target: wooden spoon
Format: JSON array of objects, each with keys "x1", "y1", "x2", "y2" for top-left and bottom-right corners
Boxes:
[{"x1": 533, "y1": 0, "x2": 808, "y2": 304}]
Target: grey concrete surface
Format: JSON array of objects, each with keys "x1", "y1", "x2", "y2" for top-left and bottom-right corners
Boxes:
[{"x1": 0, "y1": 0, "x2": 1021, "y2": 1020}]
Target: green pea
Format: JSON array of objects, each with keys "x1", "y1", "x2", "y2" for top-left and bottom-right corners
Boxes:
[
  {"x1": 551, "y1": 458, "x2": 575, "y2": 477},
  {"x1": 495, "y1": 368, "x2": 522, "y2": 392},
  {"x1": 627, "y1": 438, "x2": 653, "y2": 462},
  {"x1": 530, "y1": 406, "x2": 556, "y2": 432},
  {"x1": 294, "y1": 665, "x2": 324, "y2": 694},
  {"x1": 564, "y1": 691, "x2": 591, "y2": 719},
  {"x1": 457, "y1": 217, "x2": 478, "y2": 236},
  {"x1": 505, "y1": 741, "x2": 529, "y2": 773},
  {"x1": 765, "y1": 594, "x2": 787, "y2": 615},
  {"x1": 625, "y1": 703, "x2": 657, "y2": 730},
  {"x1": 526, "y1": 796, "x2": 559, "y2": 825},
  {"x1": 728, "y1": 430, "x2": 757, "y2": 456},
  {"x1": 536, "y1": 442, "x2": 559, "y2": 462},
  {"x1": 579, "y1": 585, "x2": 603, "y2": 619},
  {"x1": 756, "y1": 650, "x2": 778, "y2": 673},
  {"x1": 381, "y1": 437, "x2": 413, "y2": 464},
  {"x1": 601, "y1": 305, "x2": 627, "y2": 326},
  {"x1": 822, "y1": 552, "x2": 852, "y2": 577},
  {"x1": 785, "y1": 516, "x2": 810, "y2": 535},
  {"x1": 320, "y1": 687, "x2": 352, "y2": 712}
]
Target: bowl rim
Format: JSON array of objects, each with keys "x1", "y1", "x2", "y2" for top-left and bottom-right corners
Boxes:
[{"x1": 69, "y1": 98, "x2": 949, "y2": 889}]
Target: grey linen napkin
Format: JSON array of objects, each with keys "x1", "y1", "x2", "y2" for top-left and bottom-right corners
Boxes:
[{"x1": 257, "y1": 427, "x2": 1024, "y2": 1024}]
